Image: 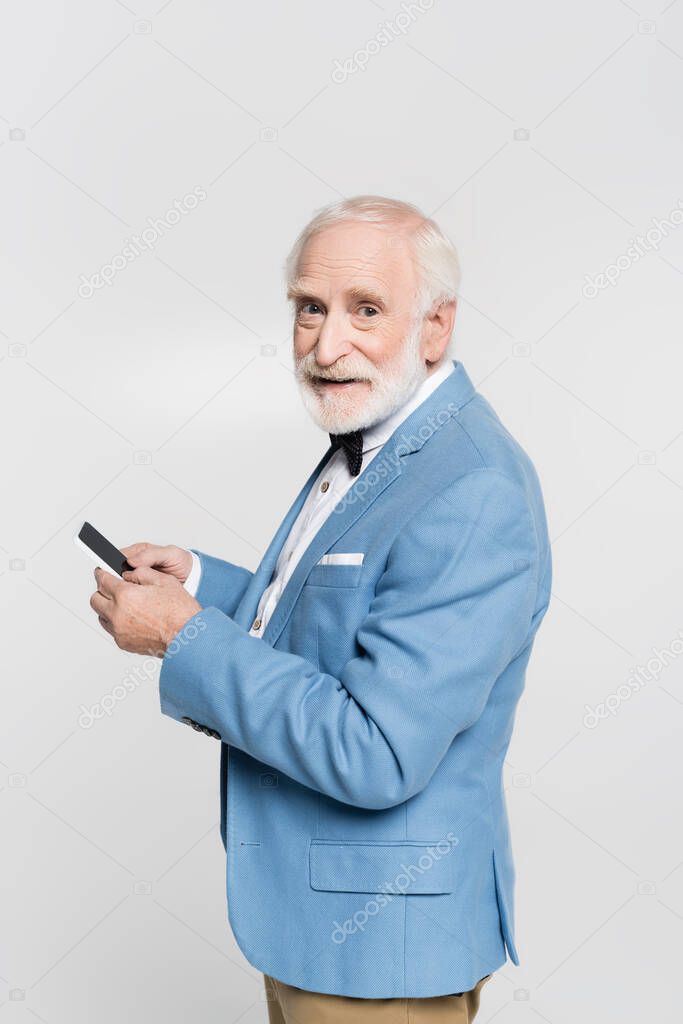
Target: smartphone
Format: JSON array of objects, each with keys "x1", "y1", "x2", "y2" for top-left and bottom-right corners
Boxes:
[{"x1": 74, "y1": 521, "x2": 133, "y2": 579}]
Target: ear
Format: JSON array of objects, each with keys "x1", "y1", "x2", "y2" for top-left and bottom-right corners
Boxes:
[{"x1": 421, "y1": 299, "x2": 456, "y2": 366}]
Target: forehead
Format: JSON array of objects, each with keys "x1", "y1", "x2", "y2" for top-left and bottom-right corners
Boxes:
[{"x1": 296, "y1": 221, "x2": 418, "y2": 297}]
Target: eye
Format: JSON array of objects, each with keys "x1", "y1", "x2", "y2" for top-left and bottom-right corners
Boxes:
[
  {"x1": 299, "y1": 302, "x2": 323, "y2": 316},
  {"x1": 357, "y1": 305, "x2": 379, "y2": 318}
]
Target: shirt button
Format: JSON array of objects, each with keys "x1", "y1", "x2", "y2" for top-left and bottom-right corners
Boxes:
[
  {"x1": 320, "y1": 480, "x2": 330, "y2": 493},
  {"x1": 252, "y1": 617, "x2": 262, "y2": 631}
]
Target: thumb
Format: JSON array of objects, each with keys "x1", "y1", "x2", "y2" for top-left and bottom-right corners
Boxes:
[
  {"x1": 121, "y1": 543, "x2": 157, "y2": 568},
  {"x1": 122, "y1": 566, "x2": 166, "y2": 586}
]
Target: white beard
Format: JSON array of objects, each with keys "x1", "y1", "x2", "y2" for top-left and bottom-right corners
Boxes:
[{"x1": 294, "y1": 318, "x2": 429, "y2": 435}]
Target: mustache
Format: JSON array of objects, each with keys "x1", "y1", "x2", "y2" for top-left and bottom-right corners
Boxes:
[{"x1": 296, "y1": 358, "x2": 376, "y2": 384}]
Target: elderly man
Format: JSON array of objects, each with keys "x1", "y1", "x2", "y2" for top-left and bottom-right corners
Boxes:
[{"x1": 91, "y1": 196, "x2": 552, "y2": 1022}]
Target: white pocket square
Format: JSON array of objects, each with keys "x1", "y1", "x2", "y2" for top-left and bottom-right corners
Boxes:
[{"x1": 317, "y1": 552, "x2": 365, "y2": 566}]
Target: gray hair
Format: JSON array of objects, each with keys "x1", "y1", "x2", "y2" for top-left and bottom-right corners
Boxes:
[{"x1": 285, "y1": 195, "x2": 460, "y2": 355}]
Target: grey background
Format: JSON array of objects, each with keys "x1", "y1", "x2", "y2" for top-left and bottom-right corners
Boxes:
[{"x1": 2, "y1": 1, "x2": 682, "y2": 1021}]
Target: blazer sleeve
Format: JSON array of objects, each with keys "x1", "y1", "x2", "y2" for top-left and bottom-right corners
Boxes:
[
  {"x1": 189, "y1": 550, "x2": 253, "y2": 620},
  {"x1": 159, "y1": 470, "x2": 542, "y2": 810}
]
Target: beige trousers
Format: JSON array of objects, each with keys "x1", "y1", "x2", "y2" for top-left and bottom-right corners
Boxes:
[{"x1": 263, "y1": 972, "x2": 492, "y2": 1023}]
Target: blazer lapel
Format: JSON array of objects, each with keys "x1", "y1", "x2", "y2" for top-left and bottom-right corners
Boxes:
[
  {"x1": 262, "y1": 451, "x2": 403, "y2": 647},
  {"x1": 233, "y1": 446, "x2": 334, "y2": 631}
]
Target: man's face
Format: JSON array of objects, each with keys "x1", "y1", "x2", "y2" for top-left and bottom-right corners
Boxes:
[{"x1": 290, "y1": 221, "x2": 429, "y2": 433}]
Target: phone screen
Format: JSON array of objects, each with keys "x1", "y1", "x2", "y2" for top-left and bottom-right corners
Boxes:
[{"x1": 77, "y1": 522, "x2": 133, "y2": 577}]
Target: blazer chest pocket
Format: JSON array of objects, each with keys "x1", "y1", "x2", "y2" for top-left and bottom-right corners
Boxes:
[
  {"x1": 309, "y1": 839, "x2": 458, "y2": 894},
  {"x1": 305, "y1": 561, "x2": 363, "y2": 589}
]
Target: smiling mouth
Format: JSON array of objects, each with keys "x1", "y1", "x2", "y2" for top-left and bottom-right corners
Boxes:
[{"x1": 313, "y1": 377, "x2": 367, "y2": 388}]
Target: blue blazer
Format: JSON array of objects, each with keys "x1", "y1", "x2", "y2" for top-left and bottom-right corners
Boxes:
[{"x1": 159, "y1": 359, "x2": 552, "y2": 999}]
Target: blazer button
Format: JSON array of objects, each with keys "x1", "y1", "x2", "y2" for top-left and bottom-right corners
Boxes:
[{"x1": 191, "y1": 722, "x2": 203, "y2": 732}]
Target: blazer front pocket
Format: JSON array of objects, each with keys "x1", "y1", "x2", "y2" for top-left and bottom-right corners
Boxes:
[{"x1": 309, "y1": 839, "x2": 459, "y2": 894}]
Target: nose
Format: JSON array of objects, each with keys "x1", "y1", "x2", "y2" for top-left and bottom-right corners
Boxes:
[{"x1": 314, "y1": 311, "x2": 354, "y2": 368}]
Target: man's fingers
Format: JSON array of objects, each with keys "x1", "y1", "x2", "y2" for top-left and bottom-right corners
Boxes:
[
  {"x1": 118, "y1": 543, "x2": 190, "y2": 582},
  {"x1": 94, "y1": 567, "x2": 121, "y2": 598},
  {"x1": 98, "y1": 614, "x2": 114, "y2": 636},
  {"x1": 120, "y1": 542, "x2": 148, "y2": 556},
  {"x1": 90, "y1": 589, "x2": 110, "y2": 617},
  {"x1": 121, "y1": 544, "x2": 171, "y2": 569},
  {"x1": 120, "y1": 542, "x2": 155, "y2": 566},
  {"x1": 121, "y1": 566, "x2": 166, "y2": 586}
]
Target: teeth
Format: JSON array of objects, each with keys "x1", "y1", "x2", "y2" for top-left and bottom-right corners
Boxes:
[{"x1": 315, "y1": 377, "x2": 361, "y2": 384}]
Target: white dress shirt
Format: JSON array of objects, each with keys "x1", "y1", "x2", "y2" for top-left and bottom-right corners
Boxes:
[{"x1": 184, "y1": 359, "x2": 454, "y2": 637}]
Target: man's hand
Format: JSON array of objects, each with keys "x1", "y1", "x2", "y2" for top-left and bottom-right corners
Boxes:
[
  {"x1": 90, "y1": 565, "x2": 201, "y2": 656},
  {"x1": 120, "y1": 542, "x2": 193, "y2": 583}
]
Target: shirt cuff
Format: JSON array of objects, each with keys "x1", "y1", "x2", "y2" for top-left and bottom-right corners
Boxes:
[{"x1": 183, "y1": 550, "x2": 202, "y2": 597}]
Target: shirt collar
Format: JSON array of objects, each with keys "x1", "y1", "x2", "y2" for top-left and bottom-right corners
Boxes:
[{"x1": 361, "y1": 359, "x2": 455, "y2": 455}]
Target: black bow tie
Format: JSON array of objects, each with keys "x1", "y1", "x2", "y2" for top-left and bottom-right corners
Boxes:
[{"x1": 329, "y1": 430, "x2": 364, "y2": 476}]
